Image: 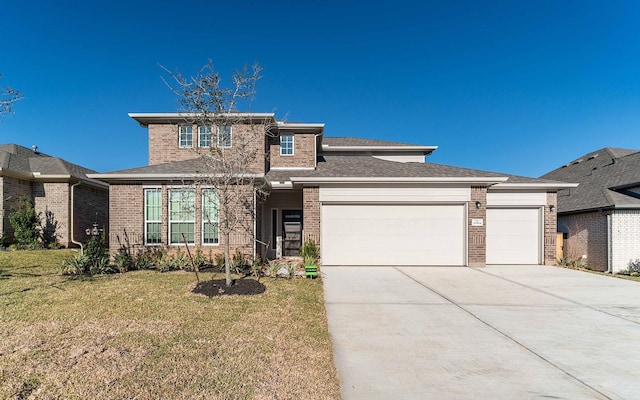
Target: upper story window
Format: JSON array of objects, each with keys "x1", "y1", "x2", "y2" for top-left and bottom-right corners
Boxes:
[
  {"x1": 144, "y1": 188, "x2": 162, "y2": 245},
  {"x1": 179, "y1": 126, "x2": 193, "y2": 148},
  {"x1": 169, "y1": 189, "x2": 195, "y2": 244},
  {"x1": 199, "y1": 126, "x2": 212, "y2": 148},
  {"x1": 280, "y1": 135, "x2": 294, "y2": 156},
  {"x1": 218, "y1": 125, "x2": 232, "y2": 148}
]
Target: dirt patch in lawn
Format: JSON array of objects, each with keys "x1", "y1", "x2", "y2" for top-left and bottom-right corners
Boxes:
[{"x1": 192, "y1": 278, "x2": 266, "y2": 297}]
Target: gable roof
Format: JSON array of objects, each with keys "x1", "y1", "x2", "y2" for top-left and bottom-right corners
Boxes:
[
  {"x1": 0, "y1": 144, "x2": 106, "y2": 187},
  {"x1": 541, "y1": 147, "x2": 640, "y2": 212},
  {"x1": 268, "y1": 155, "x2": 568, "y2": 187},
  {"x1": 88, "y1": 156, "x2": 263, "y2": 182}
]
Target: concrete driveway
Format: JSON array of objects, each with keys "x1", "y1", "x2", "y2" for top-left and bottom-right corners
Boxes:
[{"x1": 322, "y1": 266, "x2": 640, "y2": 399}]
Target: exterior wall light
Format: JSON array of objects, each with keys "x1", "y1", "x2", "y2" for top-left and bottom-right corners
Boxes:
[
  {"x1": 475, "y1": 201, "x2": 482, "y2": 209},
  {"x1": 549, "y1": 205, "x2": 556, "y2": 212}
]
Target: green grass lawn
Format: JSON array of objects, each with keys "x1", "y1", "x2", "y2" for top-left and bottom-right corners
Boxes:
[{"x1": 0, "y1": 250, "x2": 340, "y2": 399}]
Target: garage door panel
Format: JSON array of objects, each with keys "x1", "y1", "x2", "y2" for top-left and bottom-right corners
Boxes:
[
  {"x1": 486, "y1": 208, "x2": 540, "y2": 265},
  {"x1": 322, "y1": 204, "x2": 465, "y2": 266}
]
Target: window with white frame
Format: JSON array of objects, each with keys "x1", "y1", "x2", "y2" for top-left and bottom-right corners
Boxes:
[
  {"x1": 144, "y1": 188, "x2": 162, "y2": 245},
  {"x1": 280, "y1": 134, "x2": 294, "y2": 155},
  {"x1": 179, "y1": 125, "x2": 193, "y2": 148},
  {"x1": 199, "y1": 125, "x2": 212, "y2": 148},
  {"x1": 217, "y1": 125, "x2": 232, "y2": 148},
  {"x1": 169, "y1": 189, "x2": 195, "y2": 244},
  {"x1": 202, "y1": 189, "x2": 219, "y2": 245}
]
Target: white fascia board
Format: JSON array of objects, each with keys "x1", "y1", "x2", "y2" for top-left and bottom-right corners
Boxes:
[
  {"x1": 322, "y1": 144, "x2": 438, "y2": 153},
  {"x1": 277, "y1": 122, "x2": 325, "y2": 131},
  {"x1": 269, "y1": 181, "x2": 294, "y2": 189},
  {"x1": 490, "y1": 182, "x2": 579, "y2": 190},
  {"x1": 289, "y1": 176, "x2": 509, "y2": 184},
  {"x1": 129, "y1": 112, "x2": 276, "y2": 126},
  {"x1": 269, "y1": 167, "x2": 316, "y2": 171},
  {"x1": 87, "y1": 173, "x2": 264, "y2": 181}
]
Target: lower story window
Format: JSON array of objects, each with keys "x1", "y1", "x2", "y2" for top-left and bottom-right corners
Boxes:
[
  {"x1": 145, "y1": 188, "x2": 162, "y2": 244},
  {"x1": 169, "y1": 189, "x2": 195, "y2": 244},
  {"x1": 202, "y1": 189, "x2": 219, "y2": 244}
]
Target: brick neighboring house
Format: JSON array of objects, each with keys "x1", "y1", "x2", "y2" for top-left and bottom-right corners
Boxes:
[
  {"x1": 0, "y1": 144, "x2": 109, "y2": 247},
  {"x1": 90, "y1": 112, "x2": 574, "y2": 267},
  {"x1": 541, "y1": 148, "x2": 640, "y2": 272}
]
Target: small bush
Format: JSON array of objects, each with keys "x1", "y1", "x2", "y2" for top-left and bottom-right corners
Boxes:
[
  {"x1": 113, "y1": 245, "x2": 134, "y2": 273},
  {"x1": 300, "y1": 239, "x2": 319, "y2": 263},
  {"x1": 9, "y1": 196, "x2": 42, "y2": 248},
  {"x1": 214, "y1": 253, "x2": 226, "y2": 269},
  {"x1": 232, "y1": 250, "x2": 247, "y2": 273}
]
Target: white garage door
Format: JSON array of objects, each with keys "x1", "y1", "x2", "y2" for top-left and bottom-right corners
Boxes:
[
  {"x1": 486, "y1": 208, "x2": 541, "y2": 264},
  {"x1": 321, "y1": 204, "x2": 465, "y2": 266}
]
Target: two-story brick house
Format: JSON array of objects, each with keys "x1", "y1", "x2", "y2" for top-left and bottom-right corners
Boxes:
[{"x1": 91, "y1": 112, "x2": 575, "y2": 267}]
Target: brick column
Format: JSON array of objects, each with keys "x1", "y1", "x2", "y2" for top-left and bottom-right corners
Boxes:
[
  {"x1": 544, "y1": 192, "x2": 558, "y2": 265},
  {"x1": 302, "y1": 186, "x2": 320, "y2": 245},
  {"x1": 468, "y1": 187, "x2": 487, "y2": 267}
]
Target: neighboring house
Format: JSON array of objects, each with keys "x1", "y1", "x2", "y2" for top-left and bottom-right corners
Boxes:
[
  {"x1": 90, "y1": 113, "x2": 574, "y2": 267},
  {"x1": 541, "y1": 147, "x2": 640, "y2": 272},
  {"x1": 0, "y1": 144, "x2": 109, "y2": 247}
]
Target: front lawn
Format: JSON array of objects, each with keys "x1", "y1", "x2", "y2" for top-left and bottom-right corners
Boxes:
[{"x1": 0, "y1": 250, "x2": 340, "y2": 399}]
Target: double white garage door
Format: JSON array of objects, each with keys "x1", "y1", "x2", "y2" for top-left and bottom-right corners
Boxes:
[{"x1": 321, "y1": 203, "x2": 541, "y2": 266}]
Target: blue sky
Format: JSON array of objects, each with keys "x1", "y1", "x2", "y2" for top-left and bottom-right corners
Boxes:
[{"x1": 2, "y1": 0, "x2": 640, "y2": 177}]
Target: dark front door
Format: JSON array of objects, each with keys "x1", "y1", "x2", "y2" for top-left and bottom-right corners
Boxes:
[{"x1": 282, "y1": 210, "x2": 303, "y2": 256}]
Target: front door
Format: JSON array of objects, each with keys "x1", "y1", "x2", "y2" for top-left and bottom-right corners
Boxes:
[{"x1": 282, "y1": 210, "x2": 303, "y2": 256}]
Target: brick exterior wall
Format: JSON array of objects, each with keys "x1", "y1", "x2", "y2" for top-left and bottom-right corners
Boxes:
[
  {"x1": 302, "y1": 186, "x2": 320, "y2": 246},
  {"x1": 33, "y1": 182, "x2": 69, "y2": 246},
  {"x1": 0, "y1": 176, "x2": 32, "y2": 242},
  {"x1": 468, "y1": 187, "x2": 487, "y2": 267},
  {"x1": 109, "y1": 184, "x2": 144, "y2": 254},
  {"x1": 73, "y1": 184, "x2": 109, "y2": 247},
  {"x1": 269, "y1": 133, "x2": 316, "y2": 169},
  {"x1": 0, "y1": 177, "x2": 107, "y2": 248},
  {"x1": 109, "y1": 183, "x2": 255, "y2": 259},
  {"x1": 558, "y1": 211, "x2": 607, "y2": 271},
  {"x1": 544, "y1": 192, "x2": 558, "y2": 265},
  {"x1": 610, "y1": 209, "x2": 640, "y2": 273},
  {"x1": 148, "y1": 122, "x2": 267, "y2": 173}
]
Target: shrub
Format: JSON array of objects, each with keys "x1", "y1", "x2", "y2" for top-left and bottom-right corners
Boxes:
[
  {"x1": 113, "y1": 245, "x2": 134, "y2": 273},
  {"x1": 232, "y1": 250, "x2": 248, "y2": 273},
  {"x1": 300, "y1": 239, "x2": 319, "y2": 263},
  {"x1": 61, "y1": 233, "x2": 113, "y2": 275},
  {"x1": 9, "y1": 196, "x2": 42, "y2": 248},
  {"x1": 214, "y1": 253, "x2": 226, "y2": 270}
]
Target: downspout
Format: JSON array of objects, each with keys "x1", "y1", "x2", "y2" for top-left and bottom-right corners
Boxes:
[
  {"x1": 606, "y1": 212, "x2": 612, "y2": 273},
  {"x1": 70, "y1": 181, "x2": 84, "y2": 255}
]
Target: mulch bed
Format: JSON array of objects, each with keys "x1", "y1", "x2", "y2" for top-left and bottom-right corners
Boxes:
[{"x1": 192, "y1": 278, "x2": 266, "y2": 297}]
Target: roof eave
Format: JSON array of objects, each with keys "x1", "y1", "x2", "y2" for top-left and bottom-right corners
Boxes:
[
  {"x1": 288, "y1": 176, "x2": 508, "y2": 185},
  {"x1": 322, "y1": 145, "x2": 438, "y2": 155},
  {"x1": 87, "y1": 172, "x2": 265, "y2": 182},
  {"x1": 491, "y1": 182, "x2": 579, "y2": 190},
  {"x1": 129, "y1": 112, "x2": 277, "y2": 127}
]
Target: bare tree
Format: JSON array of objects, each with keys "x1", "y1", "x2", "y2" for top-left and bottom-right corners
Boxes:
[
  {"x1": 0, "y1": 74, "x2": 23, "y2": 119},
  {"x1": 161, "y1": 61, "x2": 273, "y2": 287}
]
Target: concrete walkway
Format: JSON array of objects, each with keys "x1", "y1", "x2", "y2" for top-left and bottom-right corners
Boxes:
[{"x1": 322, "y1": 266, "x2": 640, "y2": 399}]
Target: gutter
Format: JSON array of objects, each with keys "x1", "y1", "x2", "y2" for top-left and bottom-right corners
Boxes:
[
  {"x1": 70, "y1": 181, "x2": 84, "y2": 255},
  {"x1": 289, "y1": 176, "x2": 509, "y2": 185}
]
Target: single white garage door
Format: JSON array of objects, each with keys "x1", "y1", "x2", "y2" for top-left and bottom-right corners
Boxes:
[
  {"x1": 321, "y1": 204, "x2": 465, "y2": 266},
  {"x1": 486, "y1": 208, "x2": 541, "y2": 264}
]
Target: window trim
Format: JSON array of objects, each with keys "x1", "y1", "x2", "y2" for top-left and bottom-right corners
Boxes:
[
  {"x1": 280, "y1": 134, "x2": 294, "y2": 156},
  {"x1": 168, "y1": 188, "x2": 195, "y2": 245},
  {"x1": 179, "y1": 125, "x2": 193, "y2": 148},
  {"x1": 144, "y1": 188, "x2": 162, "y2": 245},
  {"x1": 217, "y1": 125, "x2": 232, "y2": 148},
  {"x1": 198, "y1": 125, "x2": 213, "y2": 148},
  {"x1": 202, "y1": 188, "x2": 220, "y2": 246}
]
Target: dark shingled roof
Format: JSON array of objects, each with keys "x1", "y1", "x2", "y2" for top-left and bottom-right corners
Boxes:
[
  {"x1": 541, "y1": 147, "x2": 640, "y2": 213},
  {"x1": 267, "y1": 155, "x2": 559, "y2": 184},
  {"x1": 322, "y1": 137, "x2": 419, "y2": 147},
  {"x1": 0, "y1": 144, "x2": 103, "y2": 185}
]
